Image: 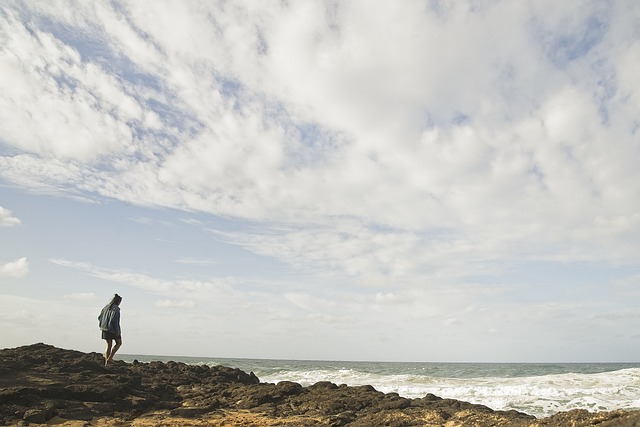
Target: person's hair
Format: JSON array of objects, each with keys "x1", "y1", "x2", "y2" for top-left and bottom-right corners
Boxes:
[{"x1": 109, "y1": 294, "x2": 122, "y2": 306}]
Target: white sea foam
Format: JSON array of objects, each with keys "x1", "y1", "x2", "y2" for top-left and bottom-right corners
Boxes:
[{"x1": 260, "y1": 367, "x2": 640, "y2": 418}]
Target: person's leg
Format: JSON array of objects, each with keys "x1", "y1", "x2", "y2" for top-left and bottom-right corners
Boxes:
[
  {"x1": 107, "y1": 337, "x2": 122, "y2": 363},
  {"x1": 104, "y1": 339, "x2": 113, "y2": 366}
]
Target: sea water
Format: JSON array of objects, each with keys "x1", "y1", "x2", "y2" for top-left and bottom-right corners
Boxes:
[{"x1": 120, "y1": 355, "x2": 640, "y2": 419}]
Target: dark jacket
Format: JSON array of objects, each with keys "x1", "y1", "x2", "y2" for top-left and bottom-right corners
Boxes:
[{"x1": 98, "y1": 304, "x2": 121, "y2": 335}]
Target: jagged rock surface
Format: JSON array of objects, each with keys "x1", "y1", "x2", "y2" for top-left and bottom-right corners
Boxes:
[{"x1": 0, "y1": 343, "x2": 638, "y2": 426}]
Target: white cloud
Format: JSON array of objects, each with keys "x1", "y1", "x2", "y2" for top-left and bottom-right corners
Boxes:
[
  {"x1": 3, "y1": 3, "x2": 637, "y2": 239},
  {"x1": 0, "y1": 12, "x2": 140, "y2": 162},
  {"x1": 174, "y1": 258, "x2": 216, "y2": 266},
  {"x1": 49, "y1": 257, "x2": 226, "y2": 297},
  {"x1": 128, "y1": 216, "x2": 174, "y2": 227},
  {"x1": 374, "y1": 293, "x2": 403, "y2": 304},
  {"x1": 62, "y1": 292, "x2": 96, "y2": 301},
  {"x1": 155, "y1": 299, "x2": 196, "y2": 309},
  {"x1": 13, "y1": 252, "x2": 640, "y2": 360},
  {"x1": 1, "y1": 1, "x2": 640, "y2": 305},
  {"x1": 0, "y1": 257, "x2": 28, "y2": 278},
  {"x1": 285, "y1": 292, "x2": 337, "y2": 313},
  {"x1": 0, "y1": 206, "x2": 21, "y2": 227}
]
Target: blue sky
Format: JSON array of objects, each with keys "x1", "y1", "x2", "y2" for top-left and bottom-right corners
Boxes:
[{"x1": 1, "y1": 0, "x2": 640, "y2": 362}]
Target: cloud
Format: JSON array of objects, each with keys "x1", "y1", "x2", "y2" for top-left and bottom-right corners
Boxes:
[
  {"x1": 285, "y1": 292, "x2": 337, "y2": 313},
  {"x1": 0, "y1": 257, "x2": 29, "y2": 278},
  {"x1": 0, "y1": 11, "x2": 145, "y2": 162},
  {"x1": 49, "y1": 257, "x2": 226, "y2": 297},
  {"x1": 0, "y1": 206, "x2": 21, "y2": 227},
  {"x1": 28, "y1": 253, "x2": 640, "y2": 360},
  {"x1": 62, "y1": 292, "x2": 96, "y2": 301},
  {"x1": 2, "y1": 1, "x2": 640, "y2": 286},
  {"x1": 155, "y1": 299, "x2": 196, "y2": 309},
  {"x1": 374, "y1": 293, "x2": 404, "y2": 304},
  {"x1": 174, "y1": 258, "x2": 216, "y2": 266}
]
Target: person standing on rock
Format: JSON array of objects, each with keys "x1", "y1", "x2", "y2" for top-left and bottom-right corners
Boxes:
[{"x1": 98, "y1": 294, "x2": 122, "y2": 366}]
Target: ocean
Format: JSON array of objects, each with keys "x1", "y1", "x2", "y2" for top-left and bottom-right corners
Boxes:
[{"x1": 119, "y1": 354, "x2": 640, "y2": 419}]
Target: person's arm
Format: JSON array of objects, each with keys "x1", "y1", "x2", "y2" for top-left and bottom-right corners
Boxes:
[{"x1": 113, "y1": 308, "x2": 121, "y2": 336}]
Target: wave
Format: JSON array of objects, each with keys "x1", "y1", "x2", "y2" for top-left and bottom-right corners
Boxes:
[
  {"x1": 121, "y1": 355, "x2": 640, "y2": 418},
  {"x1": 259, "y1": 367, "x2": 640, "y2": 418}
]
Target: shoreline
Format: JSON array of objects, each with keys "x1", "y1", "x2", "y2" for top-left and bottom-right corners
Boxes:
[
  {"x1": 1, "y1": 343, "x2": 639, "y2": 426},
  {"x1": 118, "y1": 354, "x2": 640, "y2": 419}
]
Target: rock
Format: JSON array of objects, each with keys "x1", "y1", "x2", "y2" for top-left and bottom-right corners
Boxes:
[
  {"x1": 22, "y1": 408, "x2": 48, "y2": 423},
  {"x1": 309, "y1": 381, "x2": 338, "y2": 390},
  {"x1": 169, "y1": 407, "x2": 210, "y2": 417},
  {"x1": 58, "y1": 404, "x2": 94, "y2": 421},
  {"x1": 1, "y1": 343, "x2": 640, "y2": 426}
]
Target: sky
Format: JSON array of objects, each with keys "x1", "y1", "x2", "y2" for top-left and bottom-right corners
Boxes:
[{"x1": 1, "y1": 0, "x2": 639, "y2": 363}]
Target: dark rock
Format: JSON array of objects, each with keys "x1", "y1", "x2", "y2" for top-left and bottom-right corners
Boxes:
[
  {"x1": 22, "y1": 408, "x2": 48, "y2": 423},
  {"x1": 378, "y1": 394, "x2": 411, "y2": 410},
  {"x1": 309, "y1": 381, "x2": 338, "y2": 390},
  {"x1": 274, "y1": 381, "x2": 304, "y2": 396},
  {"x1": 2, "y1": 343, "x2": 640, "y2": 426},
  {"x1": 234, "y1": 384, "x2": 280, "y2": 409},
  {"x1": 333, "y1": 410, "x2": 356, "y2": 424},
  {"x1": 169, "y1": 407, "x2": 210, "y2": 417},
  {"x1": 84, "y1": 402, "x2": 116, "y2": 413},
  {"x1": 58, "y1": 404, "x2": 94, "y2": 421}
]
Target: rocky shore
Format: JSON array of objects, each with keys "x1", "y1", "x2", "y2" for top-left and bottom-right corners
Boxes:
[{"x1": 1, "y1": 344, "x2": 638, "y2": 426}]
